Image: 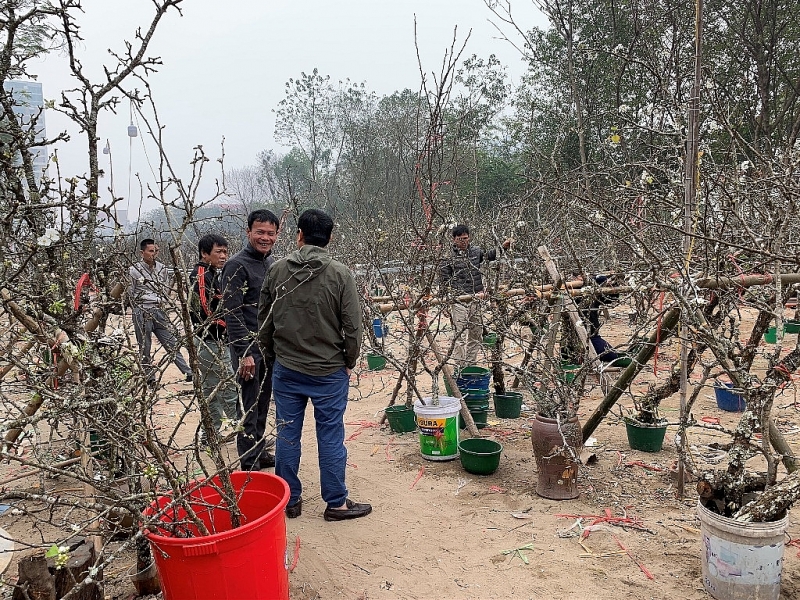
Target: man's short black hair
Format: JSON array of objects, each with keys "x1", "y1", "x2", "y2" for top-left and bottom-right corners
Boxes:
[
  {"x1": 298, "y1": 209, "x2": 334, "y2": 248},
  {"x1": 247, "y1": 209, "x2": 280, "y2": 230},
  {"x1": 140, "y1": 238, "x2": 155, "y2": 250},
  {"x1": 198, "y1": 233, "x2": 228, "y2": 259},
  {"x1": 452, "y1": 224, "x2": 470, "y2": 238}
]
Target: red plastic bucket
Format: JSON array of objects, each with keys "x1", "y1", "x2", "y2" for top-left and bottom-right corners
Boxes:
[{"x1": 143, "y1": 471, "x2": 290, "y2": 600}]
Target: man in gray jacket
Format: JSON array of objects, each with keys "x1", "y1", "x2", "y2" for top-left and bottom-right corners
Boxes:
[
  {"x1": 258, "y1": 209, "x2": 370, "y2": 521},
  {"x1": 128, "y1": 238, "x2": 192, "y2": 386}
]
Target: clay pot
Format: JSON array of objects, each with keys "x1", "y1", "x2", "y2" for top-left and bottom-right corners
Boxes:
[{"x1": 530, "y1": 414, "x2": 582, "y2": 500}]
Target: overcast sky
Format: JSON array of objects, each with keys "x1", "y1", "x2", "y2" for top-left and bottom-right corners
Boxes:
[{"x1": 28, "y1": 0, "x2": 547, "y2": 218}]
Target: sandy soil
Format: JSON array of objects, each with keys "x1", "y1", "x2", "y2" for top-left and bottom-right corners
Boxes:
[
  {"x1": 2, "y1": 305, "x2": 800, "y2": 600},
  {"x1": 280, "y1": 306, "x2": 800, "y2": 600}
]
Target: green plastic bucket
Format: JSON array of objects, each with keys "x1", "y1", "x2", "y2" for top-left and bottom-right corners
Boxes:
[
  {"x1": 785, "y1": 320, "x2": 800, "y2": 334},
  {"x1": 483, "y1": 332, "x2": 498, "y2": 347},
  {"x1": 624, "y1": 418, "x2": 667, "y2": 452},
  {"x1": 764, "y1": 327, "x2": 777, "y2": 344},
  {"x1": 414, "y1": 396, "x2": 460, "y2": 461},
  {"x1": 459, "y1": 408, "x2": 489, "y2": 429},
  {"x1": 464, "y1": 391, "x2": 489, "y2": 402},
  {"x1": 465, "y1": 399, "x2": 489, "y2": 411},
  {"x1": 493, "y1": 392, "x2": 523, "y2": 419},
  {"x1": 608, "y1": 355, "x2": 633, "y2": 368},
  {"x1": 384, "y1": 405, "x2": 417, "y2": 433},
  {"x1": 559, "y1": 363, "x2": 580, "y2": 383},
  {"x1": 366, "y1": 353, "x2": 386, "y2": 371},
  {"x1": 460, "y1": 366, "x2": 491, "y2": 378},
  {"x1": 463, "y1": 387, "x2": 489, "y2": 396},
  {"x1": 459, "y1": 438, "x2": 503, "y2": 475}
]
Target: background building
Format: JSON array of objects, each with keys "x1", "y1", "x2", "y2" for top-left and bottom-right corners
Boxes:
[{"x1": 2, "y1": 80, "x2": 48, "y2": 184}]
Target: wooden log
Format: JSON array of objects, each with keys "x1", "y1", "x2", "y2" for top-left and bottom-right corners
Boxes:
[
  {"x1": 48, "y1": 537, "x2": 102, "y2": 600},
  {"x1": 12, "y1": 553, "x2": 55, "y2": 600}
]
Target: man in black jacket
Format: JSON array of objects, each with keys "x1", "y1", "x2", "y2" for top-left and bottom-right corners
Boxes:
[
  {"x1": 189, "y1": 233, "x2": 238, "y2": 446},
  {"x1": 221, "y1": 210, "x2": 280, "y2": 470},
  {"x1": 439, "y1": 224, "x2": 510, "y2": 367}
]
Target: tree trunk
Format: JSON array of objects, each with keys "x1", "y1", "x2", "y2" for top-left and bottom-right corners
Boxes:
[{"x1": 734, "y1": 469, "x2": 800, "y2": 522}]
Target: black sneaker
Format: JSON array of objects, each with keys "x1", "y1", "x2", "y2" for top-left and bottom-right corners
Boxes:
[
  {"x1": 185, "y1": 373, "x2": 193, "y2": 383},
  {"x1": 285, "y1": 497, "x2": 302, "y2": 518},
  {"x1": 259, "y1": 453, "x2": 275, "y2": 469}
]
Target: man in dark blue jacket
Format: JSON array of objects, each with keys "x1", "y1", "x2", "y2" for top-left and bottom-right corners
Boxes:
[{"x1": 221, "y1": 210, "x2": 280, "y2": 470}]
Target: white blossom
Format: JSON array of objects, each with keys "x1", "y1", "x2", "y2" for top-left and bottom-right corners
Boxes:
[
  {"x1": 36, "y1": 227, "x2": 60, "y2": 247},
  {"x1": 618, "y1": 104, "x2": 630, "y2": 114}
]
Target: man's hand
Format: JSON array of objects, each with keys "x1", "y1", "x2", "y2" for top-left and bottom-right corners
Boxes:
[
  {"x1": 238, "y1": 355, "x2": 256, "y2": 380},
  {"x1": 502, "y1": 238, "x2": 513, "y2": 250},
  {"x1": 346, "y1": 367, "x2": 351, "y2": 376}
]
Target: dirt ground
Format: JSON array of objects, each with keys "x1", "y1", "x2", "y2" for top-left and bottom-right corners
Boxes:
[{"x1": 2, "y1": 304, "x2": 800, "y2": 600}]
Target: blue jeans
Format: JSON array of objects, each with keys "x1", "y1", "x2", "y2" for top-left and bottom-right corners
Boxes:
[{"x1": 272, "y1": 361, "x2": 349, "y2": 509}]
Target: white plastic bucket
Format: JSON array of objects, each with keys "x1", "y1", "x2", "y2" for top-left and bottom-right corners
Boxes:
[
  {"x1": 697, "y1": 501, "x2": 789, "y2": 600},
  {"x1": 413, "y1": 396, "x2": 460, "y2": 461}
]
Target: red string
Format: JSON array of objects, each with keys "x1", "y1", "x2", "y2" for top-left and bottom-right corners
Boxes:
[
  {"x1": 409, "y1": 466, "x2": 424, "y2": 489},
  {"x1": 289, "y1": 536, "x2": 301, "y2": 572},
  {"x1": 727, "y1": 255, "x2": 746, "y2": 300}
]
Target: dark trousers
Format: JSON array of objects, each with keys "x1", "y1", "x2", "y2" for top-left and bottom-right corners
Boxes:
[
  {"x1": 590, "y1": 335, "x2": 621, "y2": 362},
  {"x1": 230, "y1": 352, "x2": 273, "y2": 470}
]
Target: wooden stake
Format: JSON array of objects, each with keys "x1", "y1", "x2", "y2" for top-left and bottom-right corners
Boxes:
[{"x1": 423, "y1": 331, "x2": 479, "y2": 436}]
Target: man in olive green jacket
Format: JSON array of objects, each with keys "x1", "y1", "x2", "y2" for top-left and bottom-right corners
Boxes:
[{"x1": 258, "y1": 209, "x2": 370, "y2": 521}]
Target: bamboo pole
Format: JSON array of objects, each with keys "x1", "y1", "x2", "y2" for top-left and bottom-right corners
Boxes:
[
  {"x1": 581, "y1": 307, "x2": 682, "y2": 440},
  {"x1": 375, "y1": 286, "x2": 636, "y2": 314},
  {"x1": 678, "y1": 0, "x2": 704, "y2": 499},
  {"x1": 537, "y1": 246, "x2": 612, "y2": 394},
  {"x1": 374, "y1": 273, "x2": 800, "y2": 315}
]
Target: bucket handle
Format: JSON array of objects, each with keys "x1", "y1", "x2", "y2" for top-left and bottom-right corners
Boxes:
[{"x1": 183, "y1": 541, "x2": 219, "y2": 556}]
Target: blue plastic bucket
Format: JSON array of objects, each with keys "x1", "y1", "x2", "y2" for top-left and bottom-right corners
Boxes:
[
  {"x1": 456, "y1": 366, "x2": 491, "y2": 393},
  {"x1": 714, "y1": 381, "x2": 746, "y2": 412},
  {"x1": 372, "y1": 318, "x2": 387, "y2": 338}
]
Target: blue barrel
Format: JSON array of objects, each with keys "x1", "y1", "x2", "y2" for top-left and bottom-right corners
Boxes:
[{"x1": 372, "y1": 318, "x2": 387, "y2": 338}]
